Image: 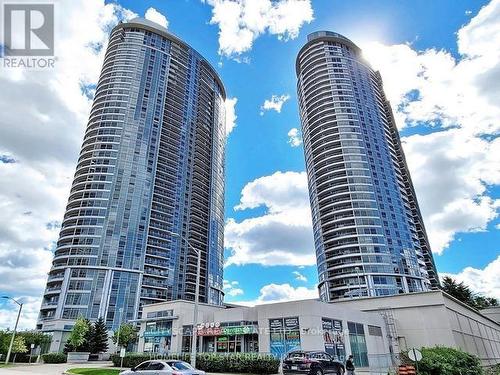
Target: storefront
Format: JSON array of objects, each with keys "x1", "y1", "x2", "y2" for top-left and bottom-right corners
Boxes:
[
  {"x1": 197, "y1": 322, "x2": 259, "y2": 353},
  {"x1": 136, "y1": 299, "x2": 391, "y2": 371},
  {"x1": 269, "y1": 317, "x2": 301, "y2": 357},
  {"x1": 322, "y1": 318, "x2": 346, "y2": 361},
  {"x1": 143, "y1": 320, "x2": 172, "y2": 353}
]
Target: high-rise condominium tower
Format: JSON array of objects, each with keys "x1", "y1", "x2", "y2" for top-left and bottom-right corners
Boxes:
[
  {"x1": 296, "y1": 31, "x2": 439, "y2": 302},
  {"x1": 38, "y1": 19, "x2": 226, "y2": 336}
]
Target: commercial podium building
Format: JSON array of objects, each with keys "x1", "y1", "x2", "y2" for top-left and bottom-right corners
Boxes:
[
  {"x1": 136, "y1": 291, "x2": 500, "y2": 368},
  {"x1": 136, "y1": 299, "x2": 392, "y2": 372}
]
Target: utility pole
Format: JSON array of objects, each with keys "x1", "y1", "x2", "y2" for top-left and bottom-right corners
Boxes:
[{"x1": 2, "y1": 296, "x2": 23, "y2": 365}]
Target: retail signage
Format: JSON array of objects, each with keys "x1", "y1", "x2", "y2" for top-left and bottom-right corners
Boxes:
[
  {"x1": 144, "y1": 329, "x2": 171, "y2": 337},
  {"x1": 269, "y1": 316, "x2": 301, "y2": 358},
  {"x1": 197, "y1": 324, "x2": 256, "y2": 336},
  {"x1": 322, "y1": 318, "x2": 345, "y2": 361}
]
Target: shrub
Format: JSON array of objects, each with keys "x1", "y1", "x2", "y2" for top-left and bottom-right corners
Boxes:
[
  {"x1": 110, "y1": 353, "x2": 280, "y2": 374},
  {"x1": 42, "y1": 352, "x2": 67, "y2": 363},
  {"x1": 10, "y1": 353, "x2": 38, "y2": 363},
  {"x1": 485, "y1": 364, "x2": 500, "y2": 375},
  {"x1": 401, "y1": 346, "x2": 482, "y2": 375}
]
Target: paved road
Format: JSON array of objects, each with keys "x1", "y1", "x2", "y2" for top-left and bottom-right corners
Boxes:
[{"x1": 0, "y1": 361, "x2": 116, "y2": 375}]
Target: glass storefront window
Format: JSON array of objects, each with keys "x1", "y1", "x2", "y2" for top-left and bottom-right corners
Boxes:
[
  {"x1": 143, "y1": 320, "x2": 172, "y2": 353},
  {"x1": 348, "y1": 322, "x2": 369, "y2": 367}
]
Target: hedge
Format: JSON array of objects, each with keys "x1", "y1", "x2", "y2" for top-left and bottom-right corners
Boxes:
[
  {"x1": 111, "y1": 353, "x2": 280, "y2": 374},
  {"x1": 9, "y1": 353, "x2": 39, "y2": 363},
  {"x1": 401, "y1": 347, "x2": 482, "y2": 375},
  {"x1": 42, "y1": 352, "x2": 67, "y2": 363}
]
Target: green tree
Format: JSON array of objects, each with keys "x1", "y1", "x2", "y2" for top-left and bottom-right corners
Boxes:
[
  {"x1": 112, "y1": 323, "x2": 138, "y2": 349},
  {"x1": 18, "y1": 331, "x2": 52, "y2": 353},
  {"x1": 473, "y1": 295, "x2": 499, "y2": 310},
  {"x1": 66, "y1": 316, "x2": 91, "y2": 352},
  {"x1": 442, "y1": 276, "x2": 498, "y2": 310},
  {"x1": 441, "y1": 276, "x2": 475, "y2": 306},
  {"x1": 0, "y1": 330, "x2": 10, "y2": 354},
  {"x1": 90, "y1": 318, "x2": 109, "y2": 354},
  {"x1": 10, "y1": 335, "x2": 28, "y2": 362}
]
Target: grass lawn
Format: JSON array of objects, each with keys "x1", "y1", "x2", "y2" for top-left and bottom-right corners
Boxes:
[{"x1": 67, "y1": 368, "x2": 121, "y2": 375}]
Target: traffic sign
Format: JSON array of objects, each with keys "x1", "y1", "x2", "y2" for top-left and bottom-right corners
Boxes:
[{"x1": 408, "y1": 348, "x2": 422, "y2": 362}]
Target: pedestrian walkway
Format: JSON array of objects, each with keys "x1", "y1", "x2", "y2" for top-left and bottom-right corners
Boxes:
[{"x1": 0, "y1": 361, "x2": 114, "y2": 375}]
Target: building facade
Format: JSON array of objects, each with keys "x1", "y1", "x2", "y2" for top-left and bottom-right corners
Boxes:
[
  {"x1": 136, "y1": 299, "x2": 392, "y2": 373},
  {"x1": 335, "y1": 290, "x2": 500, "y2": 366},
  {"x1": 137, "y1": 292, "x2": 500, "y2": 369},
  {"x1": 296, "y1": 31, "x2": 439, "y2": 302},
  {"x1": 38, "y1": 18, "x2": 226, "y2": 343}
]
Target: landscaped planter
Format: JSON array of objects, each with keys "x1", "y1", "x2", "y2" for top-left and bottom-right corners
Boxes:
[
  {"x1": 97, "y1": 352, "x2": 110, "y2": 361},
  {"x1": 67, "y1": 352, "x2": 90, "y2": 363}
]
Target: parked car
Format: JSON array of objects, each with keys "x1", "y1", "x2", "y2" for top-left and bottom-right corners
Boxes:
[
  {"x1": 282, "y1": 350, "x2": 345, "y2": 375},
  {"x1": 120, "y1": 360, "x2": 205, "y2": 375}
]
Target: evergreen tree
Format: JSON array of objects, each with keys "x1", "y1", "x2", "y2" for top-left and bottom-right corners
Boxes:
[
  {"x1": 441, "y1": 276, "x2": 498, "y2": 309},
  {"x1": 90, "y1": 318, "x2": 109, "y2": 354}
]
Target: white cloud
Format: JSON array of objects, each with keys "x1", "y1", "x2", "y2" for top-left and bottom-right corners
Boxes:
[
  {"x1": 442, "y1": 256, "x2": 500, "y2": 299},
  {"x1": 225, "y1": 97, "x2": 238, "y2": 136},
  {"x1": 0, "y1": 0, "x2": 137, "y2": 329},
  {"x1": 402, "y1": 130, "x2": 500, "y2": 253},
  {"x1": 260, "y1": 94, "x2": 290, "y2": 115},
  {"x1": 358, "y1": 0, "x2": 500, "y2": 253},
  {"x1": 145, "y1": 7, "x2": 169, "y2": 28},
  {"x1": 204, "y1": 0, "x2": 313, "y2": 59},
  {"x1": 223, "y1": 280, "x2": 244, "y2": 297},
  {"x1": 361, "y1": 0, "x2": 500, "y2": 136},
  {"x1": 293, "y1": 270, "x2": 307, "y2": 282},
  {"x1": 225, "y1": 171, "x2": 315, "y2": 266},
  {"x1": 0, "y1": 296, "x2": 43, "y2": 331},
  {"x1": 234, "y1": 283, "x2": 318, "y2": 306},
  {"x1": 287, "y1": 127, "x2": 302, "y2": 147}
]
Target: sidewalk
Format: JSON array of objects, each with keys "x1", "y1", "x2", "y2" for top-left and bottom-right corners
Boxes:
[{"x1": 0, "y1": 361, "x2": 113, "y2": 375}]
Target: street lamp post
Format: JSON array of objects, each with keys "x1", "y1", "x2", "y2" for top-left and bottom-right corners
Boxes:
[
  {"x1": 116, "y1": 307, "x2": 124, "y2": 353},
  {"x1": 2, "y1": 296, "x2": 23, "y2": 365},
  {"x1": 166, "y1": 231, "x2": 201, "y2": 369}
]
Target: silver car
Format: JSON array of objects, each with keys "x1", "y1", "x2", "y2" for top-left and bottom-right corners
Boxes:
[{"x1": 120, "y1": 360, "x2": 205, "y2": 375}]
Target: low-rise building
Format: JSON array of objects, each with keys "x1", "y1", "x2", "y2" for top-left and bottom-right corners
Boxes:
[
  {"x1": 136, "y1": 299, "x2": 392, "y2": 373},
  {"x1": 334, "y1": 290, "x2": 500, "y2": 366},
  {"x1": 136, "y1": 291, "x2": 500, "y2": 371}
]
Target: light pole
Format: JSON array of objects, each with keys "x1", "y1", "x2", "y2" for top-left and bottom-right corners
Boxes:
[
  {"x1": 116, "y1": 307, "x2": 124, "y2": 353},
  {"x1": 355, "y1": 267, "x2": 361, "y2": 298},
  {"x1": 165, "y1": 230, "x2": 201, "y2": 369},
  {"x1": 2, "y1": 296, "x2": 23, "y2": 365}
]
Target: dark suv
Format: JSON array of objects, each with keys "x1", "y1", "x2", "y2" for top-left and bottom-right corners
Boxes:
[{"x1": 282, "y1": 351, "x2": 345, "y2": 375}]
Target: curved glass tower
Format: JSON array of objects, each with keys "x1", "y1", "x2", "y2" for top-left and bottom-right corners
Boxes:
[
  {"x1": 38, "y1": 19, "x2": 226, "y2": 334},
  {"x1": 296, "y1": 31, "x2": 439, "y2": 301}
]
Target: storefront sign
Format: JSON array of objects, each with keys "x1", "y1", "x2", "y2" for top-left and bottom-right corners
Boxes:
[
  {"x1": 322, "y1": 318, "x2": 345, "y2": 361},
  {"x1": 269, "y1": 316, "x2": 301, "y2": 358},
  {"x1": 197, "y1": 324, "x2": 256, "y2": 336},
  {"x1": 144, "y1": 329, "x2": 171, "y2": 337}
]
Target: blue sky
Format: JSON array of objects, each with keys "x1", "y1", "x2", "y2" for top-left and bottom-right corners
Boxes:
[{"x1": 0, "y1": 0, "x2": 499, "y2": 327}]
